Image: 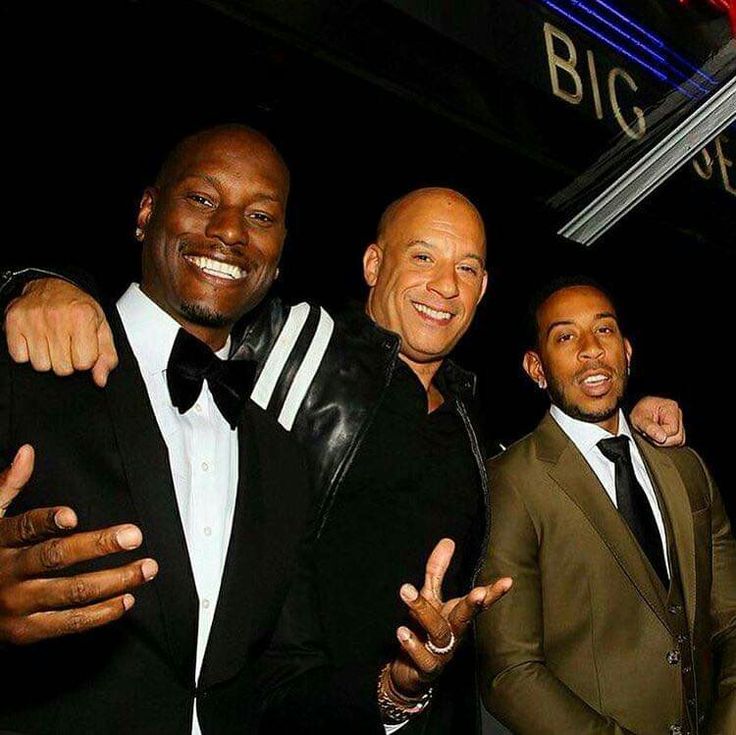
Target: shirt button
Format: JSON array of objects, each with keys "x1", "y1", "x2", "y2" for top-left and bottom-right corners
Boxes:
[
  {"x1": 666, "y1": 650, "x2": 681, "y2": 665},
  {"x1": 201, "y1": 461, "x2": 209, "y2": 472},
  {"x1": 202, "y1": 599, "x2": 210, "y2": 609},
  {"x1": 195, "y1": 403, "x2": 202, "y2": 413},
  {"x1": 204, "y1": 526, "x2": 212, "y2": 537},
  {"x1": 669, "y1": 604, "x2": 683, "y2": 615},
  {"x1": 677, "y1": 634, "x2": 689, "y2": 644}
]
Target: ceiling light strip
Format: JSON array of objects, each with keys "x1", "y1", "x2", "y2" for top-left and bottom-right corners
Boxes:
[{"x1": 558, "y1": 74, "x2": 736, "y2": 245}]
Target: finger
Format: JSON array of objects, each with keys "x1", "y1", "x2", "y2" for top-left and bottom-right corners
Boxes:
[
  {"x1": 400, "y1": 584, "x2": 453, "y2": 648},
  {"x1": 0, "y1": 506, "x2": 77, "y2": 548},
  {"x1": 659, "y1": 407, "x2": 685, "y2": 447},
  {"x1": 69, "y1": 312, "x2": 102, "y2": 372},
  {"x1": 396, "y1": 626, "x2": 442, "y2": 680},
  {"x1": 420, "y1": 538, "x2": 456, "y2": 602},
  {"x1": 24, "y1": 332, "x2": 53, "y2": 373},
  {"x1": 634, "y1": 417, "x2": 668, "y2": 445},
  {"x1": 448, "y1": 577, "x2": 513, "y2": 634},
  {"x1": 6, "y1": 330, "x2": 30, "y2": 364},
  {"x1": 23, "y1": 559, "x2": 158, "y2": 612},
  {"x1": 91, "y1": 320, "x2": 119, "y2": 388},
  {"x1": 0, "y1": 445, "x2": 36, "y2": 516},
  {"x1": 19, "y1": 524, "x2": 143, "y2": 576},
  {"x1": 45, "y1": 315, "x2": 77, "y2": 376},
  {"x1": 13, "y1": 594, "x2": 136, "y2": 645},
  {"x1": 4, "y1": 299, "x2": 30, "y2": 363}
]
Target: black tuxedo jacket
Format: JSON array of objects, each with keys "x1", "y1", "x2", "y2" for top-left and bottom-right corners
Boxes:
[{"x1": 0, "y1": 311, "x2": 318, "y2": 734}]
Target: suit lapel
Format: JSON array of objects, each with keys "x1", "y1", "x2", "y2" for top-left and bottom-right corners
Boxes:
[
  {"x1": 634, "y1": 436, "x2": 697, "y2": 629},
  {"x1": 538, "y1": 413, "x2": 670, "y2": 627},
  {"x1": 104, "y1": 311, "x2": 199, "y2": 685},
  {"x1": 198, "y1": 402, "x2": 284, "y2": 689}
]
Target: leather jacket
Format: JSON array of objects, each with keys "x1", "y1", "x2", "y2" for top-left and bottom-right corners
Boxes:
[{"x1": 235, "y1": 296, "x2": 496, "y2": 576}]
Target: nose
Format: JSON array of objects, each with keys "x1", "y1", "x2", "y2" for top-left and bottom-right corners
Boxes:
[
  {"x1": 204, "y1": 206, "x2": 248, "y2": 248},
  {"x1": 579, "y1": 332, "x2": 604, "y2": 361},
  {"x1": 427, "y1": 262, "x2": 459, "y2": 300}
]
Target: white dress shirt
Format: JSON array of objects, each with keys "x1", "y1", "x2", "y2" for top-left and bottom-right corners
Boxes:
[
  {"x1": 117, "y1": 284, "x2": 239, "y2": 735},
  {"x1": 550, "y1": 405, "x2": 671, "y2": 577}
]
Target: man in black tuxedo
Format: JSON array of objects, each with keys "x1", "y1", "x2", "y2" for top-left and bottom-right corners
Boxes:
[{"x1": 0, "y1": 124, "x2": 322, "y2": 733}]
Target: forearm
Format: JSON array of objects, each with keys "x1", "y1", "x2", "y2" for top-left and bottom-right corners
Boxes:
[
  {"x1": 483, "y1": 660, "x2": 634, "y2": 735},
  {"x1": 0, "y1": 266, "x2": 97, "y2": 308}
]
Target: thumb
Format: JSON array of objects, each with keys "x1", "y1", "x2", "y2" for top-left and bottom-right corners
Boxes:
[
  {"x1": 91, "y1": 320, "x2": 119, "y2": 388},
  {"x1": 0, "y1": 444, "x2": 35, "y2": 516}
]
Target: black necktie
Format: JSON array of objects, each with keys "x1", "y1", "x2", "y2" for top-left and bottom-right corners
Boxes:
[
  {"x1": 166, "y1": 328, "x2": 256, "y2": 429},
  {"x1": 597, "y1": 436, "x2": 669, "y2": 588}
]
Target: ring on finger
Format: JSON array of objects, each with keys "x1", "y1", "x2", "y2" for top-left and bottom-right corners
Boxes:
[{"x1": 424, "y1": 631, "x2": 455, "y2": 656}]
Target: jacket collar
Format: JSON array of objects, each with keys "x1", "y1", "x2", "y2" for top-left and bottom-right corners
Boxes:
[{"x1": 337, "y1": 303, "x2": 477, "y2": 401}]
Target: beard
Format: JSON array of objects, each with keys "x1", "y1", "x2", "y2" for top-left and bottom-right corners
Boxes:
[
  {"x1": 546, "y1": 369, "x2": 628, "y2": 424},
  {"x1": 179, "y1": 300, "x2": 233, "y2": 328}
]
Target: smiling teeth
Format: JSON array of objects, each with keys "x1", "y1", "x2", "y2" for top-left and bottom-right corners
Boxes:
[
  {"x1": 583, "y1": 374, "x2": 608, "y2": 385},
  {"x1": 186, "y1": 256, "x2": 245, "y2": 280},
  {"x1": 413, "y1": 302, "x2": 452, "y2": 321}
]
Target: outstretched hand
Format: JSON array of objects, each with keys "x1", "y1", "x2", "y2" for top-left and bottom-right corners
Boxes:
[
  {"x1": 385, "y1": 538, "x2": 512, "y2": 699},
  {"x1": 0, "y1": 445, "x2": 157, "y2": 644},
  {"x1": 5, "y1": 278, "x2": 119, "y2": 387}
]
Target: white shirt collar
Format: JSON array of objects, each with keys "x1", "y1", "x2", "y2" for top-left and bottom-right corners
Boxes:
[
  {"x1": 116, "y1": 283, "x2": 230, "y2": 376},
  {"x1": 550, "y1": 404, "x2": 634, "y2": 455}
]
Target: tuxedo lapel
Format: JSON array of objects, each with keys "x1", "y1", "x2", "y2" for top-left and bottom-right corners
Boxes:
[
  {"x1": 537, "y1": 413, "x2": 670, "y2": 627},
  {"x1": 104, "y1": 311, "x2": 199, "y2": 685},
  {"x1": 198, "y1": 402, "x2": 293, "y2": 689},
  {"x1": 635, "y1": 436, "x2": 697, "y2": 630}
]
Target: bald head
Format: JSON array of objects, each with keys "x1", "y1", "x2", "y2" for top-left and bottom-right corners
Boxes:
[
  {"x1": 363, "y1": 187, "x2": 488, "y2": 372},
  {"x1": 376, "y1": 188, "x2": 486, "y2": 256},
  {"x1": 155, "y1": 124, "x2": 290, "y2": 196}
]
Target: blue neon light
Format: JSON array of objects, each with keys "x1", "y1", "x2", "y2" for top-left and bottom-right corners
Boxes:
[
  {"x1": 566, "y1": 0, "x2": 711, "y2": 94},
  {"x1": 539, "y1": 0, "x2": 685, "y2": 89},
  {"x1": 536, "y1": 0, "x2": 722, "y2": 99},
  {"x1": 591, "y1": 0, "x2": 718, "y2": 86}
]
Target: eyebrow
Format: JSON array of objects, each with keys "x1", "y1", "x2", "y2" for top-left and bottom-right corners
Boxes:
[
  {"x1": 406, "y1": 239, "x2": 486, "y2": 266},
  {"x1": 182, "y1": 174, "x2": 284, "y2": 204},
  {"x1": 545, "y1": 312, "x2": 619, "y2": 338}
]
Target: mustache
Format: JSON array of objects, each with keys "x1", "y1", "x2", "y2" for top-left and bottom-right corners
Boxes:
[{"x1": 574, "y1": 361, "x2": 617, "y2": 382}]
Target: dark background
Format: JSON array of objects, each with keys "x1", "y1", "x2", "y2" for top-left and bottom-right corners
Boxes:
[
  {"x1": 4, "y1": 3, "x2": 734, "y2": 512},
  {"x1": 4, "y1": 3, "x2": 734, "y2": 733}
]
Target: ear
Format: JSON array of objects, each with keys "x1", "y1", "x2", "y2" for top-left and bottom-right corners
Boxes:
[
  {"x1": 363, "y1": 243, "x2": 383, "y2": 287},
  {"x1": 136, "y1": 187, "x2": 158, "y2": 240},
  {"x1": 478, "y1": 270, "x2": 488, "y2": 303},
  {"x1": 523, "y1": 350, "x2": 547, "y2": 389},
  {"x1": 624, "y1": 337, "x2": 633, "y2": 372}
]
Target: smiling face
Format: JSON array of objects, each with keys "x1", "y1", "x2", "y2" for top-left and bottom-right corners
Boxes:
[
  {"x1": 138, "y1": 126, "x2": 289, "y2": 348},
  {"x1": 363, "y1": 189, "x2": 487, "y2": 373},
  {"x1": 524, "y1": 285, "x2": 632, "y2": 431}
]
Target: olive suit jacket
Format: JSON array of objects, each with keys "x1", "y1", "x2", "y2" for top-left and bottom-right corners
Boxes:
[{"x1": 477, "y1": 412, "x2": 736, "y2": 735}]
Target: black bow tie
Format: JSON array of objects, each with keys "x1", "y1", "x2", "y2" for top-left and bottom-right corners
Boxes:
[{"x1": 166, "y1": 328, "x2": 256, "y2": 429}]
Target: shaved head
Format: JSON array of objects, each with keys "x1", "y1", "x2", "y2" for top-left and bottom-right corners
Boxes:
[
  {"x1": 376, "y1": 188, "x2": 486, "y2": 255},
  {"x1": 154, "y1": 124, "x2": 290, "y2": 195}
]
